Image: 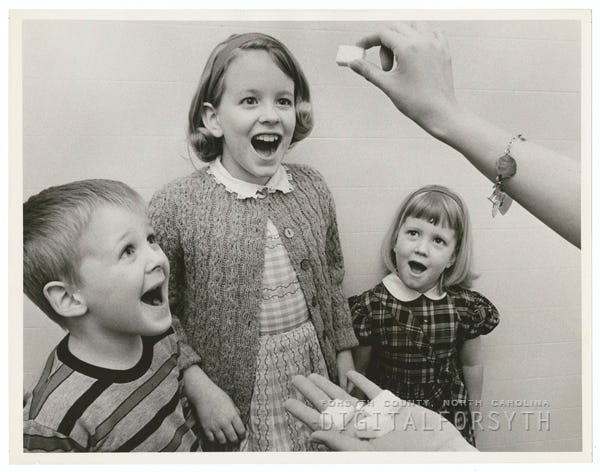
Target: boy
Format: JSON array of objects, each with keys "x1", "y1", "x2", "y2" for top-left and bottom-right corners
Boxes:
[{"x1": 23, "y1": 179, "x2": 201, "y2": 452}]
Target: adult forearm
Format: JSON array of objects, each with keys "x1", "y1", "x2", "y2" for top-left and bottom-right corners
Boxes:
[{"x1": 433, "y1": 106, "x2": 580, "y2": 247}]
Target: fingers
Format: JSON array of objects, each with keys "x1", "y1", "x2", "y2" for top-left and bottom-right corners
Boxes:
[
  {"x1": 284, "y1": 398, "x2": 322, "y2": 431},
  {"x1": 291, "y1": 375, "x2": 331, "y2": 412},
  {"x1": 347, "y1": 58, "x2": 386, "y2": 90},
  {"x1": 311, "y1": 430, "x2": 372, "y2": 452},
  {"x1": 204, "y1": 417, "x2": 245, "y2": 444},
  {"x1": 308, "y1": 373, "x2": 354, "y2": 402},
  {"x1": 356, "y1": 22, "x2": 439, "y2": 56},
  {"x1": 232, "y1": 415, "x2": 246, "y2": 438},
  {"x1": 222, "y1": 423, "x2": 239, "y2": 443},
  {"x1": 203, "y1": 428, "x2": 215, "y2": 443},
  {"x1": 346, "y1": 370, "x2": 382, "y2": 399},
  {"x1": 355, "y1": 28, "x2": 400, "y2": 52},
  {"x1": 213, "y1": 429, "x2": 227, "y2": 445}
]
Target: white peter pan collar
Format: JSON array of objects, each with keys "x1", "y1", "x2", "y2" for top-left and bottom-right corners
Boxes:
[
  {"x1": 382, "y1": 273, "x2": 447, "y2": 302},
  {"x1": 206, "y1": 157, "x2": 293, "y2": 200}
]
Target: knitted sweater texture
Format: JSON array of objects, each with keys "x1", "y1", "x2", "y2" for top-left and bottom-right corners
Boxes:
[{"x1": 149, "y1": 164, "x2": 358, "y2": 423}]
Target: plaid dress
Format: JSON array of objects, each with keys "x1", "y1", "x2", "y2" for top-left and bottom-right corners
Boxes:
[
  {"x1": 240, "y1": 220, "x2": 329, "y2": 451},
  {"x1": 350, "y1": 277, "x2": 499, "y2": 446}
]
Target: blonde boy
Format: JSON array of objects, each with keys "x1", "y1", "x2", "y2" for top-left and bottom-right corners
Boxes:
[{"x1": 23, "y1": 179, "x2": 200, "y2": 452}]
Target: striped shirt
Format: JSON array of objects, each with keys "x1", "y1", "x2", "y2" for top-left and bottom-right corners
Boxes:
[{"x1": 23, "y1": 328, "x2": 200, "y2": 452}]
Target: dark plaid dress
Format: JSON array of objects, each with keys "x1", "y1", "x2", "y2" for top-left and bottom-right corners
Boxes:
[{"x1": 350, "y1": 281, "x2": 499, "y2": 446}]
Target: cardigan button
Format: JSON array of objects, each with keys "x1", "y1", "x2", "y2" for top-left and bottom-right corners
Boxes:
[
  {"x1": 284, "y1": 228, "x2": 294, "y2": 238},
  {"x1": 300, "y1": 259, "x2": 310, "y2": 271},
  {"x1": 311, "y1": 296, "x2": 318, "y2": 307}
]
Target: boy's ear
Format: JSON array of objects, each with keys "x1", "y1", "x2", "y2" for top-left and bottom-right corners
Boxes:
[
  {"x1": 200, "y1": 102, "x2": 223, "y2": 138},
  {"x1": 43, "y1": 281, "x2": 88, "y2": 319}
]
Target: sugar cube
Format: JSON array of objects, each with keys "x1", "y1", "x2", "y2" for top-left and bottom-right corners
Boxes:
[
  {"x1": 360, "y1": 390, "x2": 400, "y2": 417},
  {"x1": 320, "y1": 398, "x2": 356, "y2": 429},
  {"x1": 335, "y1": 45, "x2": 366, "y2": 67},
  {"x1": 353, "y1": 390, "x2": 401, "y2": 439}
]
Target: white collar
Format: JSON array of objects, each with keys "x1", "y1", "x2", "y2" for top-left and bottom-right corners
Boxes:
[
  {"x1": 382, "y1": 273, "x2": 447, "y2": 302},
  {"x1": 206, "y1": 157, "x2": 293, "y2": 200}
]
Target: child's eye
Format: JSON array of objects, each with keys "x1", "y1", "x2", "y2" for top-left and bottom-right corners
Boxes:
[
  {"x1": 241, "y1": 97, "x2": 258, "y2": 105},
  {"x1": 121, "y1": 245, "x2": 135, "y2": 258},
  {"x1": 407, "y1": 230, "x2": 419, "y2": 237},
  {"x1": 277, "y1": 98, "x2": 293, "y2": 107},
  {"x1": 434, "y1": 238, "x2": 447, "y2": 245}
]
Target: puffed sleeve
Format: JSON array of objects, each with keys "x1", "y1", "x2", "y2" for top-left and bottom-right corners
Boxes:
[
  {"x1": 349, "y1": 291, "x2": 374, "y2": 345},
  {"x1": 457, "y1": 288, "x2": 500, "y2": 340},
  {"x1": 149, "y1": 185, "x2": 202, "y2": 370}
]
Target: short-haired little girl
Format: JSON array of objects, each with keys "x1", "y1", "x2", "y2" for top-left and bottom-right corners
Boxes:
[{"x1": 351, "y1": 185, "x2": 499, "y2": 446}]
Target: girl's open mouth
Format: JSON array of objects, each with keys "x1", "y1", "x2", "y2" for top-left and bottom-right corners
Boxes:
[
  {"x1": 251, "y1": 134, "x2": 281, "y2": 158},
  {"x1": 408, "y1": 261, "x2": 427, "y2": 274}
]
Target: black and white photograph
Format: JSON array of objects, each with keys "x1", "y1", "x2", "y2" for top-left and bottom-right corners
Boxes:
[{"x1": 7, "y1": 7, "x2": 592, "y2": 464}]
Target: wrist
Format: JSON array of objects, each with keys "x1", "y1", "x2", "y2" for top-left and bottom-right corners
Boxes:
[
  {"x1": 425, "y1": 102, "x2": 473, "y2": 144},
  {"x1": 183, "y1": 365, "x2": 216, "y2": 397}
]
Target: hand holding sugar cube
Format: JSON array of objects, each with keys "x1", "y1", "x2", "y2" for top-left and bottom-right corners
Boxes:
[
  {"x1": 319, "y1": 389, "x2": 400, "y2": 438},
  {"x1": 285, "y1": 371, "x2": 474, "y2": 451}
]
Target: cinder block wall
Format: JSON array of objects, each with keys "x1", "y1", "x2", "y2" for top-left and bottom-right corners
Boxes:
[{"x1": 22, "y1": 20, "x2": 581, "y2": 452}]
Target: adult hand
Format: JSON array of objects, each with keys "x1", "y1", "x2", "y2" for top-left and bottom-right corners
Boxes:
[
  {"x1": 184, "y1": 365, "x2": 246, "y2": 445},
  {"x1": 285, "y1": 370, "x2": 476, "y2": 452},
  {"x1": 348, "y1": 22, "x2": 460, "y2": 138},
  {"x1": 347, "y1": 22, "x2": 581, "y2": 248}
]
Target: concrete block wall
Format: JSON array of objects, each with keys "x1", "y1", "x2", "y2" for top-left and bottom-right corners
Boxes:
[{"x1": 21, "y1": 19, "x2": 582, "y2": 451}]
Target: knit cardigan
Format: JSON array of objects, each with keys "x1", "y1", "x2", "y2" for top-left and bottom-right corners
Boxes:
[{"x1": 149, "y1": 164, "x2": 358, "y2": 424}]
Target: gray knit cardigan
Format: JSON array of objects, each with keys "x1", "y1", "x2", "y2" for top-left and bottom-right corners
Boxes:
[{"x1": 148, "y1": 164, "x2": 358, "y2": 424}]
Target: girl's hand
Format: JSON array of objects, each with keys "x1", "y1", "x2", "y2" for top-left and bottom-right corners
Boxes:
[
  {"x1": 348, "y1": 22, "x2": 461, "y2": 138},
  {"x1": 336, "y1": 349, "x2": 356, "y2": 393},
  {"x1": 183, "y1": 366, "x2": 246, "y2": 445},
  {"x1": 285, "y1": 371, "x2": 476, "y2": 452}
]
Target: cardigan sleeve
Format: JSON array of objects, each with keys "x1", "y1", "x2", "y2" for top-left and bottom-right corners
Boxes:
[
  {"x1": 319, "y1": 174, "x2": 358, "y2": 352},
  {"x1": 149, "y1": 185, "x2": 202, "y2": 370}
]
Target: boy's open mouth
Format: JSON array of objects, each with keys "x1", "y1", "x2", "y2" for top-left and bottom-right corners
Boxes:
[
  {"x1": 251, "y1": 134, "x2": 281, "y2": 158},
  {"x1": 141, "y1": 285, "x2": 164, "y2": 306},
  {"x1": 408, "y1": 261, "x2": 427, "y2": 274}
]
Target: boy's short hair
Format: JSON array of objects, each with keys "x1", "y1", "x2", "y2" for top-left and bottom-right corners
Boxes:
[{"x1": 23, "y1": 179, "x2": 147, "y2": 326}]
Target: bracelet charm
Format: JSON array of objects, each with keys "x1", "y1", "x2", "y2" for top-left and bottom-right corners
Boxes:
[{"x1": 488, "y1": 134, "x2": 525, "y2": 217}]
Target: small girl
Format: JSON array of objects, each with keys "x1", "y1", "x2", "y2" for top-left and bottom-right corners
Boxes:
[
  {"x1": 149, "y1": 33, "x2": 357, "y2": 451},
  {"x1": 350, "y1": 185, "x2": 499, "y2": 446}
]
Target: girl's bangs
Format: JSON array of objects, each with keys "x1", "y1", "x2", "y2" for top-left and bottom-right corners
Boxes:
[{"x1": 404, "y1": 192, "x2": 462, "y2": 231}]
